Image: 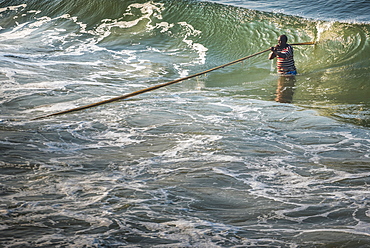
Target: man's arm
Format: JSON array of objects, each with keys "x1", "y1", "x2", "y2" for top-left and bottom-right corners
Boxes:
[
  {"x1": 268, "y1": 51, "x2": 276, "y2": 60},
  {"x1": 270, "y1": 47, "x2": 287, "y2": 59}
]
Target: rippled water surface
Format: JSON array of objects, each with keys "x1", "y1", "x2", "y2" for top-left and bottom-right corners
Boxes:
[{"x1": 1, "y1": 0, "x2": 370, "y2": 247}]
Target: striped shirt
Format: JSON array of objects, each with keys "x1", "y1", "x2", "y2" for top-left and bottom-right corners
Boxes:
[{"x1": 276, "y1": 45, "x2": 296, "y2": 74}]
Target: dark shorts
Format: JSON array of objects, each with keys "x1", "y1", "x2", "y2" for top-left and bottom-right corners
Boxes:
[{"x1": 282, "y1": 70, "x2": 297, "y2": 75}]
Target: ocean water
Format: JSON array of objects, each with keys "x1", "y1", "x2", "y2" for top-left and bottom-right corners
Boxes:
[{"x1": 0, "y1": 0, "x2": 370, "y2": 247}]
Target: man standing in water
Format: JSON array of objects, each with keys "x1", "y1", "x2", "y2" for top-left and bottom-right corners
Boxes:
[
  {"x1": 268, "y1": 34, "x2": 297, "y2": 75},
  {"x1": 269, "y1": 35, "x2": 296, "y2": 103}
]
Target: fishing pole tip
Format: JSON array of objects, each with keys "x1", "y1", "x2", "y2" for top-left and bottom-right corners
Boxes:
[{"x1": 30, "y1": 115, "x2": 51, "y2": 121}]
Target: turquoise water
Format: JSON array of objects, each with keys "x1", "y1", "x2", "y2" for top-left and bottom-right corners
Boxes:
[{"x1": 1, "y1": 0, "x2": 370, "y2": 247}]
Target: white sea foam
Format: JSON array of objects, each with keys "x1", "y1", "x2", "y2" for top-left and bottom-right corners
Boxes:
[
  {"x1": 0, "y1": 4, "x2": 27, "y2": 13},
  {"x1": 92, "y1": 2, "x2": 165, "y2": 41}
]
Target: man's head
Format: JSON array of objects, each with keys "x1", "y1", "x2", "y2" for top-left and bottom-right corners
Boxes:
[{"x1": 278, "y1": 35, "x2": 288, "y2": 47}]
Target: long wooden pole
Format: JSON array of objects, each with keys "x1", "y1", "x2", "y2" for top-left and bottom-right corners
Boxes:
[{"x1": 31, "y1": 42, "x2": 315, "y2": 120}]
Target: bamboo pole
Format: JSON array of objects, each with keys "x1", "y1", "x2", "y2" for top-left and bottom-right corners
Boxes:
[{"x1": 31, "y1": 42, "x2": 315, "y2": 120}]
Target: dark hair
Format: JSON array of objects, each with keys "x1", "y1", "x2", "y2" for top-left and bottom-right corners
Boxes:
[{"x1": 279, "y1": 35, "x2": 288, "y2": 42}]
